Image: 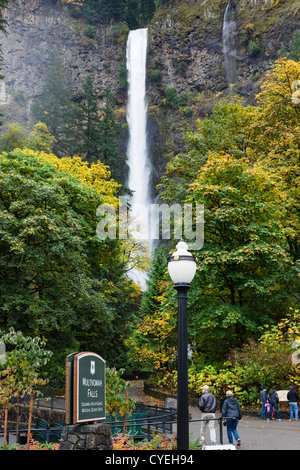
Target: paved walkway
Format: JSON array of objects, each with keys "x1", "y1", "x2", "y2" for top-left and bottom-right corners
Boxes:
[
  {"x1": 2, "y1": 381, "x2": 299, "y2": 450},
  {"x1": 188, "y1": 407, "x2": 300, "y2": 450},
  {"x1": 128, "y1": 381, "x2": 300, "y2": 451}
]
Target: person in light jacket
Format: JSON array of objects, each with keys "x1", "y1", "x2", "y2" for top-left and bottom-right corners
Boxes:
[{"x1": 222, "y1": 390, "x2": 242, "y2": 447}]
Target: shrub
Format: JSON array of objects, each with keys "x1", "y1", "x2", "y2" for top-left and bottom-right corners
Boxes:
[
  {"x1": 149, "y1": 69, "x2": 161, "y2": 82},
  {"x1": 84, "y1": 25, "x2": 96, "y2": 39},
  {"x1": 112, "y1": 433, "x2": 177, "y2": 450},
  {"x1": 163, "y1": 87, "x2": 189, "y2": 109},
  {"x1": 249, "y1": 40, "x2": 261, "y2": 57}
]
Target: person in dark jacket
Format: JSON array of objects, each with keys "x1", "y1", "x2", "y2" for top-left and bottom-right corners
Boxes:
[
  {"x1": 287, "y1": 386, "x2": 299, "y2": 420},
  {"x1": 198, "y1": 385, "x2": 217, "y2": 445},
  {"x1": 260, "y1": 386, "x2": 268, "y2": 419},
  {"x1": 268, "y1": 387, "x2": 281, "y2": 421},
  {"x1": 222, "y1": 390, "x2": 242, "y2": 447}
]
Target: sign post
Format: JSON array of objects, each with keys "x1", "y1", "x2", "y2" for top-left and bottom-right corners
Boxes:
[
  {"x1": 65, "y1": 351, "x2": 106, "y2": 424},
  {"x1": 66, "y1": 352, "x2": 78, "y2": 425}
]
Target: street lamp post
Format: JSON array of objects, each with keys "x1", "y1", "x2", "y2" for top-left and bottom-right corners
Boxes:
[{"x1": 167, "y1": 241, "x2": 197, "y2": 451}]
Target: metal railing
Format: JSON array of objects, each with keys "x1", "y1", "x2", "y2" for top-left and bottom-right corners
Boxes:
[
  {"x1": 1, "y1": 398, "x2": 228, "y2": 447},
  {"x1": 9, "y1": 393, "x2": 65, "y2": 410},
  {"x1": 110, "y1": 409, "x2": 177, "y2": 440},
  {"x1": 1, "y1": 416, "x2": 226, "y2": 446},
  {"x1": 110, "y1": 412, "x2": 226, "y2": 445}
]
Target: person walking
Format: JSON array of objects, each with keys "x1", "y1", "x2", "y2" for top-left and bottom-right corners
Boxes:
[
  {"x1": 222, "y1": 390, "x2": 242, "y2": 447},
  {"x1": 267, "y1": 387, "x2": 281, "y2": 421},
  {"x1": 198, "y1": 385, "x2": 217, "y2": 446},
  {"x1": 260, "y1": 386, "x2": 269, "y2": 419},
  {"x1": 287, "y1": 386, "x2": 299, "y2": 420}
]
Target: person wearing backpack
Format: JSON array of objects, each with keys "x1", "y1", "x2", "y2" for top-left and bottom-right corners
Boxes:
[
  {"x1": 222, "y1": 390, "x2": 242, "y2": 447},
  {"x1": 267, "y1": 387, "x2": 281, "y2": 421}
]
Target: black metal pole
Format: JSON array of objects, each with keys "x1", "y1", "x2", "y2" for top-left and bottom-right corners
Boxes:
[{"x1": 174, "y1": 283, "x2": 190, "y2": 451}]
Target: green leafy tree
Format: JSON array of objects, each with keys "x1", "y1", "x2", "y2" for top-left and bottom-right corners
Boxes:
[
  {"x1": 186, "y1": 153, "x2": 298, "y2": 363},
  {"x1": 0, "y1": 123, "x2": 27, "y2": 151},
  {"x1": 0, "y1": 149, "x2": 121, "y2": 382},
  {"x1": 126, "y1": 248, "x2": 177, "y2": 370},
  {"x1": 0, "y1": 328, "x2": 52, "y2": 438},
  {"x1": 253, "y1": 58, "x2": 300, "y2": 262},
  {"x1": 26, "y1": 122, "x2": 56, "y2": 153},
  {"x1": 159, "y1": 96, "x2": 256, "y2": 204},
  {"x1": 105, "y1": 367, "x2": 136, "y2": 431},
  {"x1": 0, "y1": 122, "x2": 55, "y2": 153}
]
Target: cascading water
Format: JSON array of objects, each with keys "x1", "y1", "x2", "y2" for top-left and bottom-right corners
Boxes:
[
  {"x1": 223, "y1": 0, "x2": 237, "y2": 86},
  {"x1": 126, "y1": 28, "x2": 151, "y2": 289}
]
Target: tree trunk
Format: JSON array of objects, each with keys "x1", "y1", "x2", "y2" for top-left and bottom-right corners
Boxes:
[
  {"x1": 4, "y1": 405, "x2": 8, "y2": 443},
  {"x1": 26, "y1": 395, "x2": 34, "y2": 448}
]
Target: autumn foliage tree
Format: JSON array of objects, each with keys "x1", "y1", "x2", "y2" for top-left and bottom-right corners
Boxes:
[
  {"x1": 0, "y1": 148, "x2": 137, "y2": 383},
  {"x1": 61, "y1": 0, "x2": 85, "y2": 6},
  {"x1": 126, "y1": 248, "x2": 177, "y2": 370},
  {"x1": 153, "y1": 57, "x2": 300, "y2": 367},
  {"x1": 0, "y1": 328, "x2": 52, "y2": 442},
  {"x1": 186, "y1": 153, "x2": 298, "y2": 362},
  {"x1": 253, "y1": 58, "x2": 300, "y2": 261}
]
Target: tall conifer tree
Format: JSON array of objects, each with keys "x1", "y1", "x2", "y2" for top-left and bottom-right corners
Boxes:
[{"x1": 32, "y1": 54, "x2": 75, "y2": 157}]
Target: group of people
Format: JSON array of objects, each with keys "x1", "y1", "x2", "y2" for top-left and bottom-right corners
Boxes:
[
  {"x1": 198, "y1": 384, "x2": 300, "y2": 448},
  {"x1": 198, "y1": 385, "x2": 242, "y2": 447},
  {"x1": 260, "y1": 385, "x2": 299, "y2": 421}
]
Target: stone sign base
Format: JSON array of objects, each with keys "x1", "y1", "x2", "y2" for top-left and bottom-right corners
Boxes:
[{"x1": 59, "y1": 423, "x2": 112, "y2": 450}]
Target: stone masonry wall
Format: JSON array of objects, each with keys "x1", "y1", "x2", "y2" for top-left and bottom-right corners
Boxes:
[{"x1": 59, "y1": 423, "x2": 112, "y2": 451}]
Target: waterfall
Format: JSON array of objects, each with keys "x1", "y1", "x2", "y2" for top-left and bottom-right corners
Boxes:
[
  {"x1": 223, "y1": 0, "x2": 237, "y2": 86},
  {"x1": 126, "y1": 28, "x2": 151, "y2": 289}
]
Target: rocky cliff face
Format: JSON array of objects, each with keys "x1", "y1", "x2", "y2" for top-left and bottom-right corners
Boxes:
[
  {"x1": 0, "y1": 0, "x2": 299, "y2": 188},
  {"x1": 0, "y1": 0, "x2": 125, "y2": 110},
  {"x1": 147, "y1": 0, "x2": 299, "y2": 104},
  {"x1": 2, "y1": 0, "x2": 299, "y2": 110}
]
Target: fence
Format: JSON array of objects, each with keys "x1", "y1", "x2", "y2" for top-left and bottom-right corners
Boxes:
[
  {"x1": 109, "y1": 406, "x2": 177, "y2": 440},
  {"x1": 1, "y1": 397, "x2": 226, "y2": 446},
  {"x1": 1, "y1": 416, "x2": 225, "y2": 446},
  {"x1": 9, "y1": 393, "x2": 65, "y2": 411}
]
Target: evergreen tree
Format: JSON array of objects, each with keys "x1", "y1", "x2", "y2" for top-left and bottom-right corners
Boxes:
[
  {"x1": 126, "y1": 247, "x2": 177, "y2": 370},
  {"x1": 140, "y1": 0, "x2": 156, "y2": 25},
  {"x1": 32, "y1": 54, "x2": 76, "y2": 157},
  {"x1": 0, "y1": 0, "x2": 10, "y2": 128},
  {"x1": 279, "y1": 30, "x2": 300, "y2": 61},
  {"x1": 98, "y1": 87, "x2": 125, "y2": 182},
  {"x1": 74, "y1": 78, "x2": 125, "y2": 183},
  {"x1": 72, "y1": 0, "x2": 157, "y2": 27},
  {"x1": 0, "y1": 1, "x2": 9, "y2": 37},
  {"x1": 288, "y1": 30, "x2": 300, "y2": 61},
  {"x1": 75, "y1": 75, "x2": 102, "y2": 162}
]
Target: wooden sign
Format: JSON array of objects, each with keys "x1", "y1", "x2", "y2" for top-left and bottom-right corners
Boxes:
[
  {"x1": 73, "y1": 352, "x2": 106, "y2": 424},
  {"x1": 65, "y1": 351, "x2": 106, "y2": 424}
]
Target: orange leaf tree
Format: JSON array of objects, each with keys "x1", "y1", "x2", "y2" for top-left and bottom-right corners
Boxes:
[{"x1": 0, "y1": 328, "x2": 52, "y2": 439}]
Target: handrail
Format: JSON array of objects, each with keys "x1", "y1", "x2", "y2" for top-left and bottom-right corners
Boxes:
[
  {"x1": 1, "y1": 417, "x2": 225, "y2": 446},
  {"x1": 1, "y1": 408, "x2": 231, "y2": 446}
]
